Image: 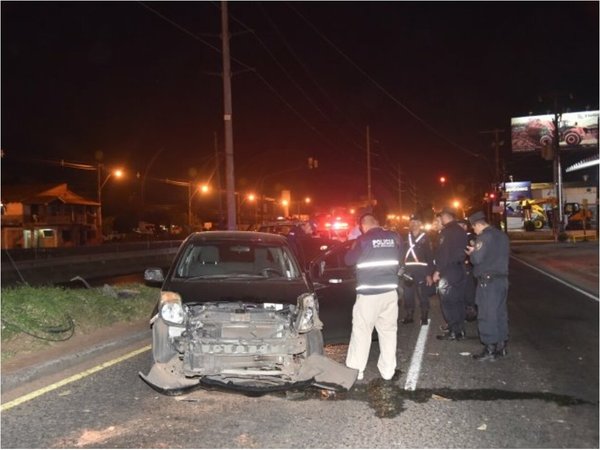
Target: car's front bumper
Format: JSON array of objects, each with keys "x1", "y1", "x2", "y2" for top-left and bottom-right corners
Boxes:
[{"x1": 139, "y1": 353, "x2": 358, "y2": 395}]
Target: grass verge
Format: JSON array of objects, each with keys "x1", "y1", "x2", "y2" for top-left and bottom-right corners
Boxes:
[{"x1": 1, "y1": 283, "x2": 158, "y2": 362}]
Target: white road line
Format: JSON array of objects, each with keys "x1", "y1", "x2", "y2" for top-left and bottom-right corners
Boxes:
[
  {"x1": 511, "y1": 255, "x2": 599, "y2": 303},
  {"x1": 404, "y1": 319, "x2": 430, "y2": 391}
]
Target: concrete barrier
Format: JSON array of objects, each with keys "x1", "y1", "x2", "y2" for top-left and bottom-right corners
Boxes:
[{"x1": 1, "y1": 246, "x2": 180, "y2": 286}]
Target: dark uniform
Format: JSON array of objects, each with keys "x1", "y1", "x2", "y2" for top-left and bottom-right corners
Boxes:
[
  {"x1": 434, "y1": 215, "x2": 468, "y2": 339},
  {"x1": 402, "y1": 229, "x2": 435, "y2": 325},
  {"x1": 459, "y1": 221, "x2": 478, "y2": 321},
  {"x1": 286, "y1": 222, "x2": 320, "y2": 271},
  {"x1": 468, "y1": 211, "x2": 510, "y2": 361}
]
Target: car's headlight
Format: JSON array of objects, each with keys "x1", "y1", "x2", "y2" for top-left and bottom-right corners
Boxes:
[
  {"x1": 296, "y1": 293, "x2": 317, "y2": 333},
  {"x1": 159, "y1": 291, "x2": 185, "y2": 325}
]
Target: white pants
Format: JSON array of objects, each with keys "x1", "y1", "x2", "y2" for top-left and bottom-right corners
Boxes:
[{"x1": 346, "y1": 290, "x2": 398, "y2": 380}]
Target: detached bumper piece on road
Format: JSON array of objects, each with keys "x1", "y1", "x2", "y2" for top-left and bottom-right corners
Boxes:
[{"x1": 139, "y1": 354, "x2": 357, "y2": 395}]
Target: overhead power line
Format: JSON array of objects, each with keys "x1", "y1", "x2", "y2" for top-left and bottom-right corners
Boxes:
[
  {"x1": 287, "y1": 2, "x2": 480, "y2": 158},
  {"x1": 138, "y1": 1, "x2": 355, "y2": 162}
]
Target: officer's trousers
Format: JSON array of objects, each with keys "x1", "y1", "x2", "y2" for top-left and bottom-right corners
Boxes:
[
  {"x1": 403, "y1": 267, "x2": 431, "y2": 317},
  {"x1": 346, "y1": 290, "x2": 398, "y2": 380},
  {"x1": 403, "y1": 282, "x2": 431, "y2": 317},
  {"x1": 438, "y1": 277, "x2": 466, "y2": 334},
  {"x1": 475, "y1": 277, "x2": 509, "y2": 345},
  {"x1": 463, "y1": 270, "x2": 477, "y2": 308}
]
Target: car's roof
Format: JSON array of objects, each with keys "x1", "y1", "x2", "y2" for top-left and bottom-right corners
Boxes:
[
  {"x1": 259, "y1": 220, "x2": 300, "y2": 227},
  {"x1": 185, "y1": 230, "x2": 288, "y2": 244}
]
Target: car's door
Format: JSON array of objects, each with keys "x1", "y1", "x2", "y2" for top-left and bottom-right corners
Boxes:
[{"x1": 309, "y1": 240, "x2": 357, "y2": 344}]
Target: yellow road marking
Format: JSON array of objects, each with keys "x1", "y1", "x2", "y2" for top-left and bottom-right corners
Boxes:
[{"x1": 1, "y1": 345, "x2": 151, "y2": 412}]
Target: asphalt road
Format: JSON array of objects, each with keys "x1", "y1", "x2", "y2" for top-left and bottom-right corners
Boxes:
[{"x1": 2, "y1": 259, "x2": 598, "y2": 448}]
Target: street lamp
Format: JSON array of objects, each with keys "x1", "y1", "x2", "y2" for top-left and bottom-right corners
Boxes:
[
  {"x1": 97, "y1": 167, "x2": 124, "y2": 237},
  {"x1": 237, "y1": 193, "x2": 257, "y2": 227},
  {"x1": 188, "y1": 183, "x2": 210, "y2": 228}
]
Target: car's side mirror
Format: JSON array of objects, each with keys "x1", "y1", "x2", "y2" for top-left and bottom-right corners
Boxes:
[{"x1": 144, "y1": 268, "x2": 164, "y2": 287}]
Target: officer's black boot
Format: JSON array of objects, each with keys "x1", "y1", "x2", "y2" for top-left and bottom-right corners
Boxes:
[
  {"x1": 472, "y1": 344, "x2": 497, "y2": 361},
  {"x1": 420, "y1": 311, "x2": 429, "y2": 326},
  {"x1": 401, "y1": 310, "x2": 414, "y2": 325},
  {"x1": 436, "y1": 331, "x2": 457, "y2": 340},
  {"x1": 495, "y1": 340, "x2": 508, "y2": 357}
]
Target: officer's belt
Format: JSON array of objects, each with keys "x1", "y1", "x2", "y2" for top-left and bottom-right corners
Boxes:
[{"x1": 477, "y1": 273, "x2": 508, "y2": 282}]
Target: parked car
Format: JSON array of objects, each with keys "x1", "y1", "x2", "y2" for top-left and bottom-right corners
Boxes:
[
  {"x1": 140, "y1": 231, "x2": 357, "y2": 395},
  {"x1": 257, "y1": 220, "x2": 336, "y2": 271}
]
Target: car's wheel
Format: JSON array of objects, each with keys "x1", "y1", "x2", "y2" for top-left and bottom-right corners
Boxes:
[
  {"x1": 564, "y1": 131, "x2": 582, "y2": 146},
  {"x1": 152, "y1": 318, "x2": 177, "y2": 363},
  {"x1": 305, "y1": 329, "x2": 324, "y2": 356}
]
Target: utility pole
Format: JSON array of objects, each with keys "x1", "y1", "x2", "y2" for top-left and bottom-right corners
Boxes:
[
  {"x1": 479, "y1": 128, "x2": 504, "y2": 182},
  {"x1": 552, "y1": 105, "x2": 564, "y2": 233},
  {"x1": 397, "y1": 164, "x2": 402, "y2": 215},
  {"x1": 97, "y1": 163, "x2": 103, "y2": 236},
  {"x1": 366, "y1": 125, "x2": 372, "y2": 205},
  {"x1": 214, "y1": 131, "x2": 223, "y2": 222},
  {"x1": 539, "y1": 91, "x2": 571, "y2": 236},
  {"x1": 221, "y1": 1, "x2": 236, "y2": 230}
]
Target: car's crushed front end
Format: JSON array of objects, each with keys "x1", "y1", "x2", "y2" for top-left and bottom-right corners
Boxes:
[
  {"x1": 139, "y1": 232, "x2": 357, "y2": 395},
  {"x1": 140, "y1": 293, "x2": 355, "y2": 394}
]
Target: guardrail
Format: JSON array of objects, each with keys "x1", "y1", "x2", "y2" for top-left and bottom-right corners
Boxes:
[
  {"x1": 1, "y1": 241, "x2": 183, "y2": 286},
  {"x1": 1, "y1": 240, "x2": 183, "y2": 262}
]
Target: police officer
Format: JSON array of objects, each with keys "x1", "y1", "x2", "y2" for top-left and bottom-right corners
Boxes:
[
  {"x1": 466, "y1": 211, "x2": 510, "y2": 361},
  {"x1": 401, "y1": 213, "x2": 435, "y2": 326},
  {"x1": 286, "y1": 221, "x2": 316, "y2": 271},
  {"x1": 457, "y1": 219, "x2": 478, "y2": 322},
  {"x1": 344, "y1": 214, "x2": 403, "y2": 381},
  {"x1": 433, "y1": 207, "x2": 468, "y2": 341}
]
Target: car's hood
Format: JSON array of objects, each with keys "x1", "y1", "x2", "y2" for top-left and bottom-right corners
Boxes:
[{"x1": 165, "y1": 278, "x2": 311, "y2": 305}]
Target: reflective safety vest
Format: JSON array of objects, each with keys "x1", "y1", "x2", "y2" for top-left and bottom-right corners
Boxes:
[
  {"x1": 405, "y1": 232, "x2": 428, "y2": 267},
  {"x1": 345, "y1": 227, "x2": 403, "y2": 295}
]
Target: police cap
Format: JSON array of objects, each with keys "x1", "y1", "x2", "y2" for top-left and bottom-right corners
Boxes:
[{"x1": 468, "y1": 211, "x2": 487, "y2": 225}]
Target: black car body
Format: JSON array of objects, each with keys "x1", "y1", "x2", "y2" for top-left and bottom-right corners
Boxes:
[{"x1": 140, "y1": 231, "x2": 356, "y2": 395}]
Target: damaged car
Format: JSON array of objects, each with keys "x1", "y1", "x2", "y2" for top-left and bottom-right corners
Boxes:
[{"x1": 139, "y1": 231, "x2": 357, "y2": 395}]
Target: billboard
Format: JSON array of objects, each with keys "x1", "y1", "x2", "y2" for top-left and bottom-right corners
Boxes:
[
  {"x1": 511, "y1": 110, "x2": 599, "y2": 152},
  {"x1": 504, "y1": 181, "x2": 532, "y2": 201}
]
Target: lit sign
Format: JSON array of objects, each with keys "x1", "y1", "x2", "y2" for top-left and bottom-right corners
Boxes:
[{"x1": 511, "y1": 110, "x2": 599, "y2": 152}]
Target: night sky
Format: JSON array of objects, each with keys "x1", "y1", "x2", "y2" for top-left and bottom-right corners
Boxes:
[{"x1": 2, "y1": 1, "x2": 598, "y2": 218}]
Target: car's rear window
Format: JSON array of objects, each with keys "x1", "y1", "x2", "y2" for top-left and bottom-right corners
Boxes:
[{"x1": 173, "y1": 241, "x2": 302, "y2": 279}]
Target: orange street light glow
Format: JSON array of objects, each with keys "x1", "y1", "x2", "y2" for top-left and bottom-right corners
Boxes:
[
  {"x1": 200, "y1": 184, "x2": 210, "y2": 193},
  {"x1": 281, "y1": 199, "x2": 289, "y2": 206},
  {"x1": 113, "y1": 169, "x2": 124, "y2": 178},
  {"x1": 305, "y1": 197, "x2": 311, "y2": 204}
]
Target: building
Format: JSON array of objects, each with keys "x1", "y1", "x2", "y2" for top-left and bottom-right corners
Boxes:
[{"x1": 1, "y1": 183, "x2": 100, "y2": 249}]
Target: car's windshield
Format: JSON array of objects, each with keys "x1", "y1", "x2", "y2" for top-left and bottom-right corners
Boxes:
[{"x1": 174, "y1": 241, "x2": 302, "y2": 280}]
